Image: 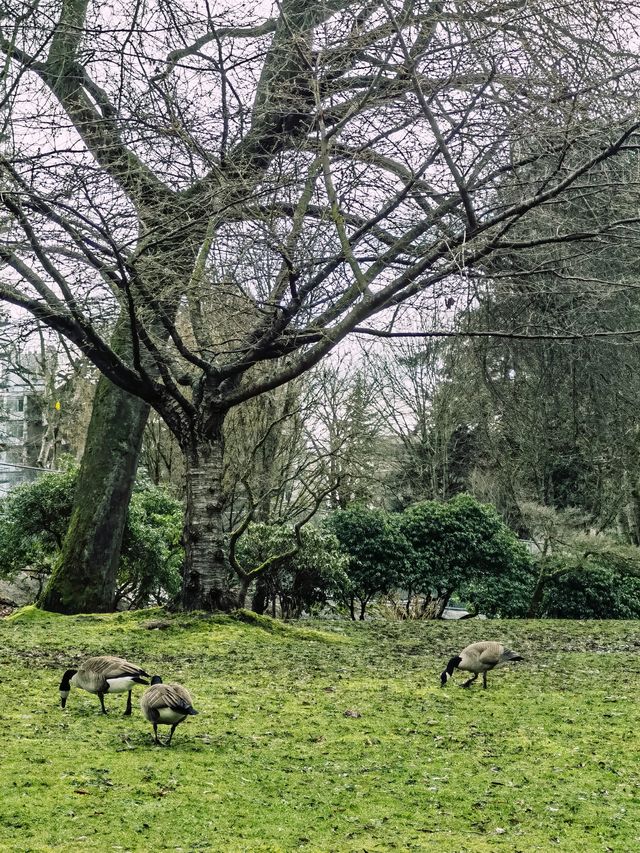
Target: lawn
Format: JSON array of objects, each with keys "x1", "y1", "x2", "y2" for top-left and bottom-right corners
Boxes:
[{"x1": 0, "y1": 607, "x2": 638, "y2": 852}]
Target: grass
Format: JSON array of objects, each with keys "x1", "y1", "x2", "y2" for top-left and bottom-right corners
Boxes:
[{"x1": 1, "y1": 608, "x2": 639, "y2": 852}]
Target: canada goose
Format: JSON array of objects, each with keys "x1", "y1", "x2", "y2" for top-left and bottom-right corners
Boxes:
[
  {"x1": 440, "y1": 642, "x2": 524, "y2": 689},
  {"x1": 140, "y1": 676, "x2": 198, "y2": 746},
  {"x1": 59, "y1": 656, "x2": 149, "y2": 715}
]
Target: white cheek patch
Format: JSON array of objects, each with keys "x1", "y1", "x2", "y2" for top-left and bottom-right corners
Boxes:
[
  {"x1": 60, "y1": 690, "x2": 70, "y2": 699},
  {"x1": 106, "y1": 676, "x2": 137, "y2": 693}
]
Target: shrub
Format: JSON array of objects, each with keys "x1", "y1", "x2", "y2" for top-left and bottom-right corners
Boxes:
[
  {"x1": 116, "y1": 484, "x2": 183, "y2": 608},
  {"x1": 400, "y1": 494, "x2": 533, "y2": 618},
  {"x1": 325, "y1": 505, "x2": 411, "y2": 619},
  {"x1": 237, "y1": 523, "x2": 349, "y2": 618},
  {"x1": 527, "y1": 533, "x2": 640, "y2": 619},
  {"x1": 0, "y1": 468, "x2": 183, "y2": 607},
  {"x1": 538, "y1": 563, "x2": 640, "y2": 618},
  {"x1": 0, "y1": 468, "x2": 76, "y2": 575}
]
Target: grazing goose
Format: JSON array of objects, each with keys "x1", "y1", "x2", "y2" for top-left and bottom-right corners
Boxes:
[
  {"x1": 59, "y1": 656, "x2": 149, "y2": 715},
  {"x1": 140, "y1": 676, "x2": 198, "y2": 746},
  {"x1": 440, "y1": 641, "x2": 524, "y2": 689}
]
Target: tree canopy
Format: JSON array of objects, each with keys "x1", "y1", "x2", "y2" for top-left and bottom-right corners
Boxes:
[{"x1": 3, "y1": 1, "x2": 640, "y2": 610}]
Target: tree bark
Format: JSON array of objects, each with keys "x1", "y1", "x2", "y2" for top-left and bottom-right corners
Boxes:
[
  {"x1": 39, "y1": 365, "x2": 149, "y2": 613},
  {"x1": 526, "y1": 571, "x2": 548, "y2": 618},
  {"x1": 420, "y1": 590, "x2": 453, "y2": 619},
  {"x1": 251, "y1": 577, "x2": 269, "y2": 614},
  {"x1": 180, "y1": 432, "x2": 238, "y2": 611},
  {"x1": 38, "y1": 220, "x2": 199, "y2": 614}
]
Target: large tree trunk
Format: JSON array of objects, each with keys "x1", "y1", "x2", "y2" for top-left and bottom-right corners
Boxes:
[
  {"x1": 38, "y1": 221, "x2": 200, "y2": 614},
  {"x1": 180, "y1": 427, "x2": 238, "y2": 611},
  {"x1": 39, "y1": 324, "x2": 149, "y2": 613},
  {"x1": 251, "y1": 577, "x2": 269, "y2": 614}
]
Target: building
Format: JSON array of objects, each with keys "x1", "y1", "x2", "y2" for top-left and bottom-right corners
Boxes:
[{"x1": 0, "y1": 357, "x2": 45, "y2": 496}]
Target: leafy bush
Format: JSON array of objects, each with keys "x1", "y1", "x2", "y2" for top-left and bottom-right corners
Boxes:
[
  {"x1": 400, "y1": 494, "x2": 533, "y2": 618},
  {"x1": 117, "y1": 484, "x2": 183, "y2": 608},
  {"x1": 526, "y1": 533, "x2": 640, "y2": 619},
  {"x1": 0, "y1": 468, "x2": 76, "y2": 575},
  {"x1": 460, "y1": 548, "x2": 536, "y2": 617},
  {"x1": 538, "y1": 562, "x2": 640, "y2": 618},
  {"x1": 0, "y1": 468, "x2": 183, "y2": 607},
  {"x1": 519, "y1": 504, "x2": 640, "y2": 618},
  {"x1": 325, "y1": 505, "x2": 411, "y2": 619},
  {"x1": 237, "y1": 523, "x2": 349, "y2": 618}
]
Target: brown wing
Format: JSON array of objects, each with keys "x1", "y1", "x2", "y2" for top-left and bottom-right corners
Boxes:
[
  {"x1": 142, "y1": 683, "x2": 194, "y2": 712},
  {"x1": 462, "y1": 642, "x2": 504, "y2": 666},
  {"x1": 73, "y1": 669, "x2": 108, "y2": 694},
  {"x1": 83, "y1": 656, "x2": 148, "y2": 678}
]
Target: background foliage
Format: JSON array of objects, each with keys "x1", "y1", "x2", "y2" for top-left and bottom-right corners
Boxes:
[
  {"x1": 0, "y1": 468, "x2": 183, "y2": 607},
  {"x1": 236, "y1": 523, "x2": 349, "y2": 618}
]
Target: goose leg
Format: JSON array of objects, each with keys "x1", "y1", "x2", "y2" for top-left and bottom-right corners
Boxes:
[
  {"x1": 482, "y1": 672, "x2": 488, "y2": 689},
  {"x1": 153, "y1": 723, "x2": 162, "y2": 745},
  {"x1": 98, "y1": 693, "x2": 107, "y2": 714},
  {"x1": 166, "y1": 724, "x2": 178, "y2": 747},
  {"x1": 461, "y1": 673, "x2": 478, "y2": 688},
  {"x1": 124, "y1": 690, "x2": 132, "y2": 716}
]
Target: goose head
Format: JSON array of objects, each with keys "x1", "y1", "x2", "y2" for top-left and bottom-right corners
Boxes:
[
  {"x1": 59, "y1": 669, "x2": 77, "y2": 708},
  {"x1": 440, "y1": 656, "x2": 461, "y2": 687}
]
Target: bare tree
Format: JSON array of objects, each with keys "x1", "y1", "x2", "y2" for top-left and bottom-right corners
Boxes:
[
  {"x1": 304, "y1": 358, "x2": 388, "y2": 509},
  {"x1": 2, "y1": 1, "x2": 640, "y2": 610}
]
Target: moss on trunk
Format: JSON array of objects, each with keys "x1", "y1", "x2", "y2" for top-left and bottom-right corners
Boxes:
[{"x1": 39, "y1": 331, "x2": 149, "y2": 613}]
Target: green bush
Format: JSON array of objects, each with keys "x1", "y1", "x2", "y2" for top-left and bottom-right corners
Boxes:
[
  {"x1": 536, "y1": 557, "x2": 640, "y2": 619},
  {"x1": 325, "y1": 505, "x2": 411, "y2": 619},
  {"x1": 0, "y1": 468, "x2": 76, "y2": 575},
  {"x1": 400, "y1": 494, "x2": 533, "y2": 618},
  {"x1": 237, "y1": 523, "x2": 349, "y2": 618},
  {"x1": 117, "y1": 484, "x2": 184, "y2": 608},
  {"x1": 0, "y1": 468, "x2": 183, "y2": 607}
]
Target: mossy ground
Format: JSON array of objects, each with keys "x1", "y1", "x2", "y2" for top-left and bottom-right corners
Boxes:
[{"x1": 1, "y1": 608, "x2": 638, "y2": 852}]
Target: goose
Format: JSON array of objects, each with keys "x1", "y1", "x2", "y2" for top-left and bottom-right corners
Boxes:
[
  {"x1": 59, "y1": 655, "x2": 150, "y2": 715},
  {"x1": 140, "y1": 676, "x2": 198, "y2": 746},
  {"x1": 440, "y1": 641, "x2": 523, "y2": 689}
]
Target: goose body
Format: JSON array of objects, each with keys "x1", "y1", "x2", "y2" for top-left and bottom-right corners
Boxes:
[
  {"x1": 140, "y1": 676, "x2": 198, "y2": 746},
  {"x1": 59, "y1": 655, "x2": 149, "y2": 715},
  {"x1": 440, "y1": 641, "x2": 523, "y2": 688}
]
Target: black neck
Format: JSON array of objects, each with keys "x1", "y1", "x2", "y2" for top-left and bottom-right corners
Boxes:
[
  {"x1": 59, "y1": 669, "x2": 77, "y2": 691},
  {"x1": 446, "y1": 656, "x2": 461, "y2": 676}
]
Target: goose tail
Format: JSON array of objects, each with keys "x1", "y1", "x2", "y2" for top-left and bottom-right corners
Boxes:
[{"x1": 501, "y1": 648, "x2": 524, "y2": 662}]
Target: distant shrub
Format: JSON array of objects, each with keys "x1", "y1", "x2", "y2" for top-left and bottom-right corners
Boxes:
[
  {"x1": 237, "y1": 523, "x2": 349, "y2": 619},
  {"x1": 0, "y1": 468, "x2": 183, "y2": 607},
  {"x1": 535, "y1": 556, "x2": 640, "y2": 619},
  {"x1": 400, "y1": 494, "x2": 533, "y2": 618},
  {"x1": 325, "y1": 505, "x2": 411, "y2": 619}
]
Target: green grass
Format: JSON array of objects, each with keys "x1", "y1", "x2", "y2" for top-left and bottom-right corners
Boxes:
[{"x1": 1, "y1": 608, "x2": 639, "y2": 852}]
